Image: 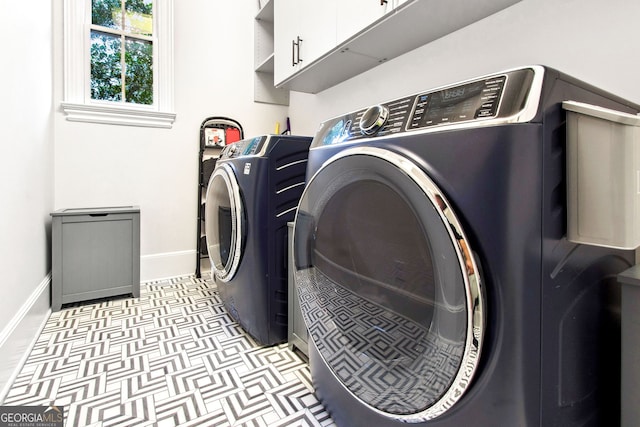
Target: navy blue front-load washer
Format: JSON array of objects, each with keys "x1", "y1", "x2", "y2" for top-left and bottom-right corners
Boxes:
[
  {"x1": 205, "y1": 134, "x2": 311, "y2": 346},
  {"x1": 292, "y1": 66, "x2": 640, "y2": 426}
]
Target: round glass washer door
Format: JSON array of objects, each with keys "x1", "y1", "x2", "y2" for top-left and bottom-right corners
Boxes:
[
  {"x1": 205, "y1": 162, "x2": 244, "y2": 282},
  {"x1": 293, "y1": 146, "x2": 485, "y2": 422}
]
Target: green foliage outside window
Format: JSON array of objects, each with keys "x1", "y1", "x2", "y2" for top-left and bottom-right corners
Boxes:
[
  {"x1": 90, "y1": 0, "x2": 153, "y2": 105},
  {"x1": 125, "y1": 39, "x2": 153, "y2": 105},
  {"x1": 91, "y1": 32, "x2": 122, "y2": 102}
]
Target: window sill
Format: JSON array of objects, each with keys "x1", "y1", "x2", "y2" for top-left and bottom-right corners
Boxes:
[{"x1": 61, "y1": 102, "x2": 176, "y2": 128}]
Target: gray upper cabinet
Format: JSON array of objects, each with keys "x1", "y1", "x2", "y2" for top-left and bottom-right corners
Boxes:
[{"x1": 273, "y1": 0, "x2": 522, "y2": 94}]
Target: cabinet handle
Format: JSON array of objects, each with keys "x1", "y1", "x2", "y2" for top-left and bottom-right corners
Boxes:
[
  {"x1": 292, "y1": 36, "x2": 303, "y2": 66},
  {"x1": 292, "y1": 39, "x2": 296, "y2": 66},
  {"x1": 380, "y1": 0, "x2": 387, "y2": 5}
]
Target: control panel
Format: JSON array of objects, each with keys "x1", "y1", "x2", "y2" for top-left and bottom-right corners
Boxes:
[
  {"x1": 408, "y1": 75, "x2": 505, "y2": 129},
  {"x1": 314, "y1": 67, "x2": 538, "y2": 147},
  {"x1": 219, "y1": 136, "x2": 267, "y2": 159}
]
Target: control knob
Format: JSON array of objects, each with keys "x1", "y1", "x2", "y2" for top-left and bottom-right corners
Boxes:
[
  {"x1": 227, "y1": 143, "x2": 240, "y2": 157},
  {"x1": 360, "y1": 104, "x2": 389, "y2": 135}
]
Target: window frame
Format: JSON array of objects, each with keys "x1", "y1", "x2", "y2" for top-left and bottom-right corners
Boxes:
[{"x1": 62, "y1": 0, "x2": 175, "y2": 128}]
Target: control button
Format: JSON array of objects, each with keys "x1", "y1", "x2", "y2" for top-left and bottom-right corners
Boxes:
[
  {"x1": 360, "y1": 105, "x2": 389, "y2": 135},
  {"x1": 340, "y1": 120, "x2": 352, "y2": 141}
]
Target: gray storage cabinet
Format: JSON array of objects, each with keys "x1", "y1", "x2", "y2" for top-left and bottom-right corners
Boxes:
[{"x1": 51, "y1": 207, "x2": 140, "y2": 311}]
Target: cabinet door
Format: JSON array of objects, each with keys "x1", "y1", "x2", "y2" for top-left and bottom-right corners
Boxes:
[
  {"x1": 336, "y1": 0, "x2": 392, "y2": 43},
  {"x1": 274, "y1": 0, "x2": 337, "y2": 87},
  {"x1": 297, "y1": 0, "x2": 337, "y2": 66},
  {"x1": 336, "y1": 0, "x2": 414, "y2": 45},
  {"x1": 274, "y1": 0, "x2": 300, "y2": 85}
]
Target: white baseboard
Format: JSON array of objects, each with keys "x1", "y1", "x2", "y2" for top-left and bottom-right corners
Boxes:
[
  {"x1": 0, "y1": 274, "x2": 51, "y2": 404},
  {"x1": 140, "y1": 249, "x2": 197, "y2": 282}
]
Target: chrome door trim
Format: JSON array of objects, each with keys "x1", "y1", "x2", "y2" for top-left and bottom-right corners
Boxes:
[
  {"x1": 294, "y1": 146, "x2": 485, "y2": 422},
  {"x1": 206, "y1": 163, "x2": 244, "y2": 282}
]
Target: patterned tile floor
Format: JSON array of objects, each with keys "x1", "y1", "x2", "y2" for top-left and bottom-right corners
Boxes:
[{"x1": 4, "y1": 276, "x2": 336, "y2": 427}]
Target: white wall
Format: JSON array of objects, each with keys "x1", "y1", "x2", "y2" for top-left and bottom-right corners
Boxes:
[
  {"x1": 52, "y1": 0, "x2": 288, "y2": 280},
  {"x1": 0, "y1": 0, "x2": 54, "y2": 401},
  {"x1": 288, "y1": 0, "x2": 640, "y2": 135}
]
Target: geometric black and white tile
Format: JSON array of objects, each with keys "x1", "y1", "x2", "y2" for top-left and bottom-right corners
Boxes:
[
  {"x1": 297, "y1": 268, "x2": 464, "y2": 416},
  {"x1": 4, "y1": 276, "x2": 336, "y2": 427}
]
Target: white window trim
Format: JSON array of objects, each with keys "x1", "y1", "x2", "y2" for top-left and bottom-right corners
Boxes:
[{"x1": 62, "y1": 0, "x2": 176, "y2": 128}]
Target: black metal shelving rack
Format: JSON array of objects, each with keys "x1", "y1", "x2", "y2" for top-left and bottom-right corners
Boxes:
[{"x1": 196, "y1": 116, "x2": 244, "y2": 278}]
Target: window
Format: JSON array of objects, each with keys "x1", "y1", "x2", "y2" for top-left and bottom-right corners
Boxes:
[
  {"x1": 62, "y1": 0, "x2": 175, "y2": 128},
  {"x1": 90, "y1": 0, "x2": 154, "y2": 105}
]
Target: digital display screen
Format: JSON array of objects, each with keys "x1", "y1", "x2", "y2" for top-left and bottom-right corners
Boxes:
[
  {"x1": 408, "y1": 75, "x2": 506, "y2": 129},
  {"x1": 241, "y1": 136, "x2": 264, "y2": 155}
]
